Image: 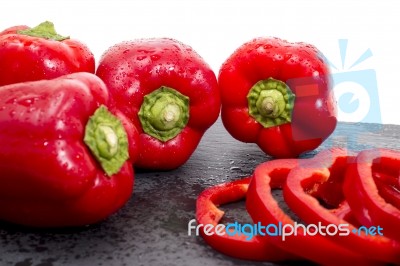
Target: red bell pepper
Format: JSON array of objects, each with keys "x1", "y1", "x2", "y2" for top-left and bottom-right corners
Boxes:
[
  {"x1": 0, "y1": 72, "x2": 139, "y2": 227},
  {"x1": 96, "y1": 38, "x2": 220, "y2": 170},
  {"x1": 344, "y1": 149, "x2": 400, "y2": 242},
  {"x1": 283, "y1": 148, "x2": 400, "y2": 264},
  {"x1": 218, "y1": 37, "x2": 337, "y2": 158},
  {"x1": 195, "y1": 177, "x2": 297, "y2": 261},
  {"x1": 0, "y1": 21, "x2": 95, "y2": 86},
  {"x1": 246, "y1": 156, "x2": 376, "y2": 265}
]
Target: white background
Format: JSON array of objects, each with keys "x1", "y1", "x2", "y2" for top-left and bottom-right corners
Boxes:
[{"x1": 1, "y1": 0, "x2": 399, "y2": 124}]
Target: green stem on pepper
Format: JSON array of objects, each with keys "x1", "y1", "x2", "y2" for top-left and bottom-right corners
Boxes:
[
  {"x1": 17, "y1": 21, "x2": 69, "y2": 41},
  {"x1": 247, "y1": 78, "x2": 295, "y2": 128},
  {"x1": 84, "y1": 105, "x2": 129, "y2": 176},
  {"x1": 138, "y1": 86, "x2": 190, "y2": 142}
]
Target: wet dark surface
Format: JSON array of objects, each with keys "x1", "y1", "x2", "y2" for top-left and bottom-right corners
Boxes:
[{"x1": 0, "y1": 120, "x2": 398, "y2": 266}]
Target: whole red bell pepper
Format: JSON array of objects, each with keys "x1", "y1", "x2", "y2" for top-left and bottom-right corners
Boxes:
[
  {"x1": 246, "y1": 156, "x2": 376, "y2": 265},
  {"x1": 0, "y1": 21, "x2": 95, "y2": 86},
  {"x1": 344, "y1": 149, "x2": 400, "y2": 242},
  {"x1": 0, "y1": 72, "x2": 139, "y2": 227},
  {"x1": 218, "y1": 37, "x2": 337, "y2": 158},
  {"x1": 283, "y1": 148, "x2": 400, "y2": 264},
  {"x1": 195, "y1": 177, "x2": 297, "y2": 261},
  {"x1": 96, "y1": 38, "x2": 220, "y2": 170}
]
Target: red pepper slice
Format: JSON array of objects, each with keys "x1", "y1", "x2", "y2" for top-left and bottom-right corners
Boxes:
[
  {"x1": 284, "y1": 148, "x2": 400, "y2": 264},
  {"x1": 96, "y1": 38, "x2": 220, "y2": 170},
  {"x1": 329, "y1": 201, "x2": 361, "y2": 226},
  {"x1": 0, "y1": 73, "x2": 139, "y2": 227},
  {"x1": 0, "y1": 21, "x2": 95, "y2": 86},
  {"x1": 196, "y1": 177, "x2": 296, "y2": 261},
  {"x1": 218, "y1": 37, "x2": 337, "y2": 158},
  {"x1": 373, "y1": 172, "x2": 400, "y2": 209},
  {"x1": 246, "y1": 156, "x2": 378, "y2": 265},
  {"x1": 344, "y1": 149, "x2": 400, "y2": 242}
]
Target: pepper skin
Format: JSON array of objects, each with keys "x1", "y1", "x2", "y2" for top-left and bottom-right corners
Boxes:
[
  {"x1": 344, "y1": 149, "x2": 400, "y2": 242},
  {"x1": 0, "y1": 21, "x2": 95, "y2": 86},
  {"x1": 0, "y1": 72, "x2": 139, "y2": 227},
  {"x1": 246, "y1": 156, "x2": 377, "y2": 266},
  {"x1": 196, "y1": 177, "x2": 298, "y2": 261},
  {"x1": 96, "y1": 38, "x2": 220, "y2": 170},
  {"x1": 218, "y1": 37, "x2": 337, "y2": 158},
  {"x1": 284, "y1": 148, "x2": 400, "y2": 264}
]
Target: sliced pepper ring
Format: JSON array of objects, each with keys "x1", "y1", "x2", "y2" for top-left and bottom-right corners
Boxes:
[
  {"x1": 283, "y1": 148, "x2": 400, "y2": 264},
  {"x1": 343, "y1": 148, "x2": 400, "y2": 242},
  {"x1": 246, "y1": 155, "x2": 377, "y2": 266},
  {"x1": 373, "y1": 177, "x2": 400, "y2": 209},
  {"x1": 195, "y1": 177, "x2": 296, "y2": 261},
  {"x1": 329, "y1": 201, "x2": 361, "y2": 226}
]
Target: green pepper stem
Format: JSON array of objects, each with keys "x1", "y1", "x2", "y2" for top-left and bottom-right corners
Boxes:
[
  {"x1": 256, "y1": 89, "x2": 286, "y2": 118},
  {"x1": 84, "y1": 105, "x2": 129, "y2": 176},
  {"x1": 149, "y1": 101, "x2": 181, "y2": 131},
  {"x1": 139, "y1": 86, "x2": 189, "y2": 142},
  {"x1": 247, "y1": 78, "x2": 295, "y2": 128},
  {"x1": 96, "y1": 125, "x2": 119, "y2": 159},
  {"x1": 261, "y1": 98, "x2": 275, "y2": 115},
  {"x1": 163, "y1": 104, "x2": 180, "y2": 125},
  {"x1": 17, "y1": 21, "x2": 69, "y2": 41}
]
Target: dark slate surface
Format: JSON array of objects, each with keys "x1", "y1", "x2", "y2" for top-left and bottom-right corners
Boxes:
[{"x1": 0, "y1": 119, "x2": 399, "y2": 266}]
